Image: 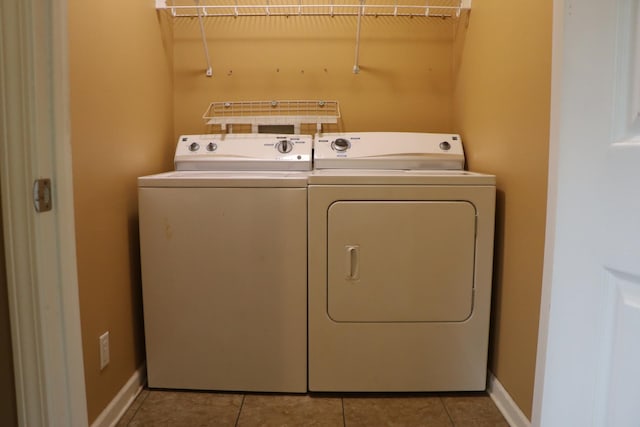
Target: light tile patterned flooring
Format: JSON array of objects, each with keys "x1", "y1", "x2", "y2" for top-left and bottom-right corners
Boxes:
[{"x1": 117, "y1": 389, "x2": 509, "y2": 426}]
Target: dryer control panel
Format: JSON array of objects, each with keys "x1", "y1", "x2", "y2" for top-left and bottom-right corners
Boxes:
[
  {"x1": 314, "y1": 132, "x2": 465, "y2": 170},
  {"x1": 175, "y1": 133, "x2": 313, "y2": 171}
]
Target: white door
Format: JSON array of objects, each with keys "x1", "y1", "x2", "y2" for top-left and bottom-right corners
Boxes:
[{"x1": 533, "y1": 1, "x2": 640, "y2": 425}]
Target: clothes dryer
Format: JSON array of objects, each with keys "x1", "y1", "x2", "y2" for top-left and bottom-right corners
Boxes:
[
  {"x1": 308, "y1": 132, "x2": 496, "y2": 391},
  {"x1": 138, "y1": 133, "x2": 311, "y2": 392}
]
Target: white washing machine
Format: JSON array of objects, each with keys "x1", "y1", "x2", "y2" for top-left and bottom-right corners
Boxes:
[
  {"x1": 138, "y1": 133, "x2": 311, "y2": 392},
  {"x1": 308, "y1": 132, "x2": 496, "y2": 391}
]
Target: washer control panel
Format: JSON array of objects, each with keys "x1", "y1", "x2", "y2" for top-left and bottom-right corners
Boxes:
[
  {"x1": 314, "y1": 132, "x2": 465, "y2": 170},
  {"x1": 175, "y1": 134, "x2": 312, "y2": 171}
]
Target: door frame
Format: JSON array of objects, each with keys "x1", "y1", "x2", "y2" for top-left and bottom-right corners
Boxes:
[
  {"x1": 531, "y1": 0, "x2": 564, "y2": 423},
  {"x1": 0, "y1": 0, "x2": 88, "y2": 425}
]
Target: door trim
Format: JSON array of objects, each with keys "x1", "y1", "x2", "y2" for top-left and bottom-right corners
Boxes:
[
  {"x1": 0, "y1": 0, "x2": 88, "y2": 425},
  {"x1": 531, "y1": 1, "x2": 564, "y2": 424}
]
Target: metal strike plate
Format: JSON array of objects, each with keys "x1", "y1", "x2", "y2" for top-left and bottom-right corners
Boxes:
[{"x1": 33, "y1": 178, "x2": 52, "y2": 213}]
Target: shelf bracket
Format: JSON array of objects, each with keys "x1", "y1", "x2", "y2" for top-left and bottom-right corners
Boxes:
[
  {"x1": 353, "y1": 0, "x2": 365, "y2": 74},
  {"x1": 458, "y1": 0, "x2": 471, "y2": 17},
  {"x1": 196, "y1": 0, "x2": 213, "y2": 77}
]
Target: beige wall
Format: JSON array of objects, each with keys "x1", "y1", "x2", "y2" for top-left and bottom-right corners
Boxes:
[
  {"x1": 68, "y1": 1, "x2": 174, "y2": 422},
  {"x1": 173, "y1": 17, "x2": 456, "y2": 134},
  {"x1": 0, "y1": 187, "x2": 18, "y2": 426},
  {"x1": 453, "y1": 0, "x2": 552, "y2": 419}
]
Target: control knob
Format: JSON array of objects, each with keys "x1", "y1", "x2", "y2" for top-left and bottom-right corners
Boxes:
[
  {"x1": 188, "y1": 142, "x2": 200, "y2": 152},
  {"x1": 277, "y1": 139, "x2": 294, "y2": 153},
  {"x1": 439, "y1": 141, "x2": 451, "y2": 151},
  {"x1": 331, "y1": 138, "x2": 350, "y2": 152},
  {"x1": 206, "y1": 142, "x2": 217, "y2": 152}
]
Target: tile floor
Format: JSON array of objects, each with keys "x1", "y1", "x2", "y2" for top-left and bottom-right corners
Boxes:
[{"x1": 117, "y1": 389, "x2": 509, "y2": 426}]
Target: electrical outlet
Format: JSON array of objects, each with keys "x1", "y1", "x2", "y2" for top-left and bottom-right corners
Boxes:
[{"x1": 99, "y1": 331, "x2": 110, "y2": 370}]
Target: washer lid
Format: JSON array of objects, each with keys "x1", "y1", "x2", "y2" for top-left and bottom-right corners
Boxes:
[
  {"x1": 138, "y1": 171, "x2": 310, "y2": 188},
  {"x1": 174, "y1": 133, "x2": 313, "y2": 171},
  {"x1": 314, "y1": 132, "x2": 465, "y2": 170}
]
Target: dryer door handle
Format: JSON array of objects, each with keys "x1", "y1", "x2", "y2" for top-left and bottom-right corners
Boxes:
[{"x1": 345, "y1": 245, "x2": 360, "y2": 281}]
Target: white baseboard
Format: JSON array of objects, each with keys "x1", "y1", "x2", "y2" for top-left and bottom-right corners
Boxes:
[
  {"x1": 487, "y1": 371, "x2": 531, "y2": 427},
  {"x1": 91, "y1": 364, "x2": 146, "y2": 427}
]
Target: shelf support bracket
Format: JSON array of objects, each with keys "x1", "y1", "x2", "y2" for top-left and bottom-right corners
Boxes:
[
  {"x1": 459, "y1": 0, "x2": 472, "y2": 17},
  {"x1": 196, "y1": 0, "x2": 213, "y2": 77},
  {"x1": 353, "y1": 0, "x2": 365, "y2": 74}
]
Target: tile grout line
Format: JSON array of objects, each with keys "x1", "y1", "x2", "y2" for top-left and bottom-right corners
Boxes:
[
  {"x1": 440, "y1": 396, "x2": 456, "y2": 427},
  {"x1": 124, "y1": 389, "x2": 151, "y2": 426},
  {"x1": 234, "y1": 394, "x2": 246, "y2": 427},
  {"x1": 341, "y1": 397, "x2": 347, "y2": 427}
]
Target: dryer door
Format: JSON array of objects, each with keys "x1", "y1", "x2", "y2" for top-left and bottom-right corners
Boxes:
[{"x1": 327, "y1": 201, "x2": 476, "y2": 322}]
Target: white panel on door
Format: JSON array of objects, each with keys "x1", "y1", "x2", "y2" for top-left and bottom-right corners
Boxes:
[
  {"x1": 613, "y1": 0, "x2": 640, "y2": 142},
  {"x1": 596, "y1": 270, "x2": 640, "y2": 426},
  {"x1": 327, "y1": 201, "x2": 476, "y2": 322}
]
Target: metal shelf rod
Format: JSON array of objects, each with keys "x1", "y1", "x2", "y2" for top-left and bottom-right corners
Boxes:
[
  {"x1": 353, "y1": 0, "x2": 364, "y2": 74},
  {"x1": 196, "y1": 1, "x2": 213, "y2": 77}
]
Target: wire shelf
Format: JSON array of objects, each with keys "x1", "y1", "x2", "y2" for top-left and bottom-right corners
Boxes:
[
  {"x1": 156, "y1": 0, "x2": 471, "y2": 76},
  {"x1": 157, "y1": 0, "x2": 470, "y2": 18},
  {"x1": 203, "y1": 100, "x2": 341, "y2": 133}
]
